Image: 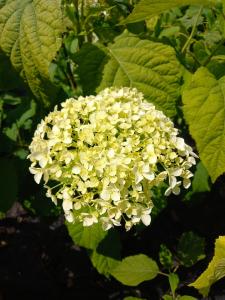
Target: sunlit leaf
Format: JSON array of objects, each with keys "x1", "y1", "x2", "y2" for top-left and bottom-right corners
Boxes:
[
  {"x1": 111, "y1": 254, "x2": 159, "y2": 286},
  {"x1": 98, "y1": 31, "x2": 182, "y2": 117},
  {"x1": 169, "y1": 273, "x2": 179, "y2": 295},
  {"x1": 0, "y1": 0, "x2": 63, "y2": 105},
  {"x1": 190, "y1": 236, "x2": 225, "y2": 296},
  {"x1": 123, "y1": 0, "x2": 215, "y2": 24},
  {"x1": 183, "y1": 67, "x2": 225, "y2": 182}
]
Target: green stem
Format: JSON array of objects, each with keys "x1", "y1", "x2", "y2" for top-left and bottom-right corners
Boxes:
[
  {"x1": 73, "y1": 0, "x2": 84, "y2": 48},
  {"x1": 62, "y1": 44, "x2": 77, "y2": 91},
  {"x1": 181, "y1": 6, "x2": 203, "y2": 54},
  {"x1": 158, "y1": 271, "x2": 169, "y2": 277}
]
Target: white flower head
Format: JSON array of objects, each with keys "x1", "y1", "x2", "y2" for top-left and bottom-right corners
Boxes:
[{"x1": 28, "y1": 87, "x2": 197, "y2": 231}]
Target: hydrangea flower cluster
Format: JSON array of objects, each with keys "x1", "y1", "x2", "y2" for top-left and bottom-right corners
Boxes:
[{"x1": 28, "y1": 87, "x2": 197, "y2": 231}]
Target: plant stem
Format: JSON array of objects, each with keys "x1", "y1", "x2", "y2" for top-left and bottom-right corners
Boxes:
[
  {"x1": 63, "y1": 44, "x2": 77, "y2": 91},
  {"x1": 73, "y1": 0, "x2": 84, "y2": 48},
  {"x1": 181, "y1": 6, "x2": 203, "y2": 54},
  {"x1": 158, "y1": 271, "x2": 169, "y2": 277}
]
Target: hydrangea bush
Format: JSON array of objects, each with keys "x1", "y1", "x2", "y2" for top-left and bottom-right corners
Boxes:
[{"x1": 28, "y1": 87, "x2": 197, "y2": 231}]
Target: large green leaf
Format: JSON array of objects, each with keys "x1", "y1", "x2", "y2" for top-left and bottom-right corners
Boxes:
[
  {"x1": 111, "y1": 254, "x2": 159, "y2": 286},
  {"x1": 190, "y1": 236, "x2": 225, "y2": 296},
  {"x1": 124, "y1": 0, "x2": 216, "y2": 24},
  {"x1": 0, "y1": 0, "x2": 63, "y2": 105},
  {"x1": 98, "y1": 32, "x2": 182, "y2": 117},
  {"x1": 66, "y1": 221, "x2": 107, "y2": 250},
  {"x1": 182, "y1": 67, "x2": 225, "y2": 182},
  {"x1": 74, "y1": 43, "x2": 108, "y2": 95},
  {"x1": 90, "y1": 229, "x2": 121, "y2": 276}
]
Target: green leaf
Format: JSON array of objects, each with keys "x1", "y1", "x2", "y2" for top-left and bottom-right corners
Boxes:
[
  {"x1": 177, "y1": 231, "x2": 205, "y2": 267},
  {"x1": 123, "y1": 0, "x2": 215, "y2": 24},
  {"x1": 0, "y1": 0, "x2": 63, "y2": 105},
  {"x1": 90, "y1": 250, "x2": 120, "y2": 277},
  {"x1": 111, "y1": 254, "x2": 159, "y2": 286},
  {"x1": 2, "y1": 98, "x2": 36, "y2": 141},
  {"x1": 74, "y1": 43, "x2": 108, "y2": 95},
  {"x1": 178, "y1": 296, "x2": 197, "y2": 300},
  {"x1": 0, "y1": 158, "x2": 18, "y2": 212},
  {"x1": 168, "y1": 273, "x2": 179, "y2": 295},
  {"x1": 90, "y1": 229, "x2": 121, "y2": 276},
  {"x1": 179, "y1": 6, "x2": 204, "y2": 29},
  {"x1": 66, "y1": 221, "x2": 107, "y2": 250},
  {"x1": 192, "y1": 162, "x2": 210, "y2": 193},
  {"x1": 0, "y1": 0, "x2": 6, "y2": 9},
  {"x1": 190, "y1": 236, "x2": 225, "y2": 296},
  {"x1": 207, "y1": 46, "x2": 225, "y2": 79},
  {"x1": 162, "y1": 295, "x2": 173, "y2": 300},
  {"x1": 0, "y1": 51, "x2": 23, "y2": 91},
  {"x1": 182, "y1": 67, "x2": 225, "y2": 182},
  {"x1": 4, "y1": 123, "x2": 18, "y2": 141},
  {"x1": 159, "y1": 244, "x2": 173, "y2": 270},
  {"x1": 16, "y1": 99, "x2": 36, "y2": 128},
  {"x1": 98, "y1": 32, "x2": 182, "y2": 117}
]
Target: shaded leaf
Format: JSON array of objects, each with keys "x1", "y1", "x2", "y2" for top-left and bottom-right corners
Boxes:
[
  {"x1": 90, "y1": 229, "x2": 121, "y2": 276},
  {"x1": 207, "y1": 46, "x2": 225, "y2": 79},
  {"x1": 16, "y1": 99, "x2": 36, "y2": 128},
  {"x1": 0, "y1": 51, "x2": 23, "y2": 91},
  {"x1": 4, "y1": 123, "x2": 18, "y2": 141},
  {"x1": 159, "y1": 244, "x2": 173, "y2": 270},
  {"x1": 90, "y1": 250, "x2": 120, "y2": 277},
  {"x1": 192, "y1": 162, "x2": 210, "y2": 193},
  {"x1": 111, "y1": 254, "x2": 159, "y2": 286},
  {"x1": 190, "y1": 236, "x2": 225, "y2": 296},
  {"x1": 0, "y1": 0, "x2": 6, "y2": 9},
  {"x1": 74, "y1": 42, "x2": 108, "y2": 95},
  {"x1": 26, "y1": 189, "x2": 60, "y2": 217},
  {"x1": 178, "y1": 231, "x2": 205, "y2": 267},
  {"x1": 182, "y1": 67, "x2": 225, "y2": 182}
]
